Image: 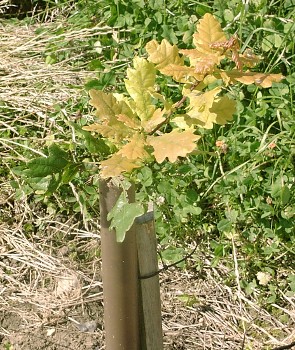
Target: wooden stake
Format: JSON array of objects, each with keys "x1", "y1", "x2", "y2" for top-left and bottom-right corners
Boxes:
[
  {"x1": 99, "y1": 179, "x2": 140, "y2": 350},
  {"x1": 136, "y1": 205, "x2": 163, "y2": 350}
]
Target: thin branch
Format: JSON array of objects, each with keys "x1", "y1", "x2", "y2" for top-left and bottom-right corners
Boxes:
[
  {"x1": 272, "y1": 342, "x2": 295, "y2": 350},
  {"x1": 148, "y1": 80, "x2": 200, "y2": 135},
  {"x1": 139, "y1": 241, "x2": 200, "y2": 280}
]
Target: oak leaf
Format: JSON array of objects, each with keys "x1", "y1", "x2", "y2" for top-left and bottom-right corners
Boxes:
[
  {"x1": 117, "y1": 114, "x2": 141, "y2": 130},
  {"x1": 187, "y1": 87, "x2": 222, "y2": 129},
  {"x1": 194, "y1": 58, "x2": 217, "y2": 76},
  {"x1": 83, "y1": 123, "x2": 132, "y2": 143},
  {"x1": 225, "y1": 70, "x2": 284, "y2": 88},
  {"x1": 210, "y1": 96, "x2": 236, "y2": 125},
  {"x1": 240, "y1": 48, "x2": 261, "y2": 68},
  {"x1": 89, "y1": 90, "x2": 134, "y2": 123},
  {"x1": 85, "y1": 90, "x2": 134, "y2": 142},
  {"x1": 189, "y1": 110, "x2": 217, "y2": 129},
  {"x1": 124, "y1": 57, "x2": 156, "y2": 121},
  {"x1": 193, "y1": 13, "x2": 227, "y2": 55},
  {"x1": 180, "y1": 50, "x2": 221, "y2": 74},
  {"x1": 117, "y1": 134, "x2": 149, "y2": 161},
  {"x1": 107, "y1": 193, "x2": 145, "y2": 242},
  {"x1": 141, "y1": 108, "x2": 166, "y2": 133},
  {"x1": 179, "y1": 48, "x2": 205, "y2": 59},
  {"x1": 100, "y1": 154, "x2": 141, "y2": 178},
  {"x1": 146, "y1": 39, "x2": 184, "y2": 69},
  {"x1": 147, "y1": 129, "x2": 200, "y2": 163},
  {"x1": 172, "y1": 115, "x2": 196, "y2": 130},
  {"x1": 160, "y1": 64, "x2": 197, "y2": 82}
]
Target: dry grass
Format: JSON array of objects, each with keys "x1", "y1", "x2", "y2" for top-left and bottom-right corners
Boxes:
[
  {"x1": 161, "y1": 265, "x2": 295, "y2": 349},
  {"x1": 0, "y1": 0, "x2": 10, "y2": 13},
  {"x1": 0, "y1": 222, "x2": 102, "y2": 325},
  {"x1": 0, "y1": 13, "x2": 294, "y2": 350},
  {"x1": 0, "y1": 19, "x2": 110, "y2": 118}
]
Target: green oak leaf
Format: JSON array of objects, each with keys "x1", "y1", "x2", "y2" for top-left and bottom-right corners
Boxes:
[{"x1": 107, "y1": 192, "x2": 144, "y2": 242}]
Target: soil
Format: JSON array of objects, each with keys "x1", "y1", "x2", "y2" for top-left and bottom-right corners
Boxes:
[
  {"x1": 0, "y1": 289, "x2": 105, "y2": 350},
  {"x1": 1, "y1": 318, "x2": 101, "y2": 350},
  {"x1": 1, "y1": 266, "x2": 293, "y2": 350}
]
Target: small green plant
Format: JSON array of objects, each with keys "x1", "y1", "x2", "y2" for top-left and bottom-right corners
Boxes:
[
  {"x1": 3, "y1": 342, "x2": 13, "y2": 350},
  {"x1": 83, "y1": 13, "x2": 283, "y2": 241}
]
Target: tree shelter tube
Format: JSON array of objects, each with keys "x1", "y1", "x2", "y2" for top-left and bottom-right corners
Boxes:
[{"x1": 99, "y1": 179, "x2": 140, "y2": 350}]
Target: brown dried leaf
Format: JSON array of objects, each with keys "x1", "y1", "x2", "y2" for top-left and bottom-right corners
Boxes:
[{"x1": 225, "y1": 70, "x2": 284, "y2": 88}]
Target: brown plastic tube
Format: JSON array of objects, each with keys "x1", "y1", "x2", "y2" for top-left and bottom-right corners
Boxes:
[{"x1": 99, "y1": 179, "x2": 140, "y2": 350}]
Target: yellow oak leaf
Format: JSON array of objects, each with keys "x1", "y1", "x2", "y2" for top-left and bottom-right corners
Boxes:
[
  {"x1": 180, "y1": 49, "x2": 222, "y2": 70},
  {"x1": 83, "y1": 123, "x2": 133, "y2": 143},
  {"x1": 117, "y1": 134, "x2": 149, "y2": 161},
  {"x1": 172, "y1": 115, "x2": 196, "y2": 130},
  {"x1": 193, "y1": 13, "x2": 227, "y2": 55},
  {"x1": 147, "y1": 129, "x2": 200, "y2": 163},
  {"x1": 146, "y1": 39, "x2": 184, "y2": 70},
  {"x1": 182, "y1": 81, "x2": 206, "y2": 96},
  {"x1": 187, "y1": 86, "x2": 221, "y2": 107},
  {"x1": 117, "y1": 114, "x2": 141, "y2": 130},
  {"x1": 160, "y1": 64, "x2": 197, "y2": 82},
  {"x1": 202, "y1": 75, "x2": 219, "y2": 86},
  {"x1": 100, "y1": 153, "x2": 141, "y2": 178},
  {"x1": 141, "y1": 108, "x2": 166, "y2": 133},
  {"x1": 225, "y1": 70, "x2": 284, "y2": 88},
  {"x1": 124, "y1": 57, "x2": 156, "y2": 121},
  {"x1": 179, "y1": 48, "x2": 204, "y2": 59},
  {"x1": 83, "y1": 123, "x2": 107, "y2": 134},
  {"x1": 189, "y1": 109, "x2": 217, "y2": 129},
  {"x1": 187, "y1": 87, "x2": 222, "y2": 129},
  {"x1": 210, "y1": 96, "x2": 236, "y2": 125},
  {"x1": 89, "y1": 89, "x2": 134, "y2": 122},
  {"x1": 194, "y1": 57, "x2": 217, "y2": 76},
  {"x1": 219, "y1": 71, "x2": 231, "y2": 86},
  {"x1": 85, "y1": 90, "x2": 134, "y2": 142},
  {"x1": 240, "y1": 48, "x2": 261, "y2": 68}
]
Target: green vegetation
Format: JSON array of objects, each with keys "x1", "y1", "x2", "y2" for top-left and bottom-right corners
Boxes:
[{"x1": 1, "y1": 0, "x2": 294, "y2": 320}]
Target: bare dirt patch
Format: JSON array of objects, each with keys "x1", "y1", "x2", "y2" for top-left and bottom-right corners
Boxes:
[
  {"x1": 1, "y1": 310, "x2": 103, "y2": 350},
  {"x1": 0, "y1": 221, "x2": 104, "y2": 350}
]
